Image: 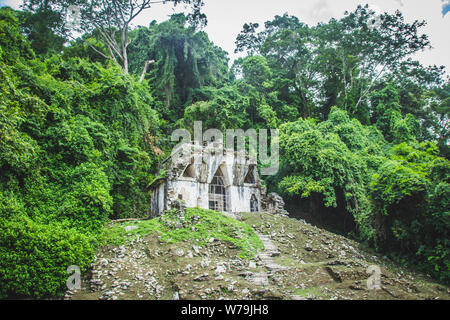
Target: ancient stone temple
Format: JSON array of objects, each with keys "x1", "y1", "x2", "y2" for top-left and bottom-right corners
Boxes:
[{"x1": 149, "y1": 142, "x2": 287, "y2": 216}]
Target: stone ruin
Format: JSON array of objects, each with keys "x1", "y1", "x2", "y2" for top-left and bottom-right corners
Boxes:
[{"x1": 149, "y1": 142, "x2": 287, "y2": 216}]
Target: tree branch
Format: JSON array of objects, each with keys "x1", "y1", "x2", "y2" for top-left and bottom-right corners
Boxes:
[
  {"x1": 139, "y1": 59, "x2": 155, "y2": 82},
  {"x1": 67, "y1": 33, "x2": 111, "y2": 60}
]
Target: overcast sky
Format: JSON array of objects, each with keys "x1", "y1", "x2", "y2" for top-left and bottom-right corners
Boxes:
[{"x1": 2, "y1": 0, "x2": 449, "y2": 71}]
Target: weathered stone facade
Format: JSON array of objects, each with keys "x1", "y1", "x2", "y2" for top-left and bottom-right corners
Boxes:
[{"x1": 149, "y1": 142, "x2": 287, "y2": 216}]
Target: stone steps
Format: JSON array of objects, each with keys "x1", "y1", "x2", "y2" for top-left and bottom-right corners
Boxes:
[
  {"x1": 255, "y1": 232, "x2": 289, "y2": 272},
  {"x1": 246, "y1": 232, "x2": 290, "y2": 289},
  {"x1": 223, "y1": 212, "x2": 290, "y2": 291}
]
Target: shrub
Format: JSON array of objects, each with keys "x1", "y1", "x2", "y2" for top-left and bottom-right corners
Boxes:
[
  {"x1": 0, "y1": 216, "x2": 95, "y2": 298},
  {"x1": 369, "y1": 143, "x2": 450, "y2": 283}
]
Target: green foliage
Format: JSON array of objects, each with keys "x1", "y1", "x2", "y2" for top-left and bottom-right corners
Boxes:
[
  {"x1": 278, "y1": 107, "x2": 380, "y2": 216},
  {"x1": 184, "y1": 85, "x2": 250, "y2": 130},
  {"x1": 234, "y1": 7, "x2": 444, "y2": 138},
  {"x1": 0, "y1": 215, "x2": 96, "y2": 298},
  {"x1": 370, "y1": 83, "x2": 421, "y2": 143},
  {"x1": 240, "y1": 55, "x2": 271, "y2": 87},
  {"x1": 0, "y1": 7, "x2": 36, "y2": 63},
  {"x1": 54, "y1": 162, "x2": 112, "y2": 231},
  {"x1": 19, "y1": 9, "x2": 65, "y2": 56},
  {"x1": 0, "y1": 8, "x2": 162, "y2": 298},
  {"x1": 278, "y1": 107, "x2": 449, "y2": 283},
  {"x1": 369, "y1": 142, "x2": 450, "y2": 282},
  {"x1": 128, "y1": 14, "x2": 229, "y2": 120}
]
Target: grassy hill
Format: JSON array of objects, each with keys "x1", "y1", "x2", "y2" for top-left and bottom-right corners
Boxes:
[{"x1": 69, "y1": 209, "x2": 450, "y2": 300}]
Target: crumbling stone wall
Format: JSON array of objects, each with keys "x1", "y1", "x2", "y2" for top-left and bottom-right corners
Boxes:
[
  {"x1": 261, "y1": 192, "x2": 289, "y2": 216},
  {"x1": 150, "y1": 142, "x2": 288, "y2": 215}
]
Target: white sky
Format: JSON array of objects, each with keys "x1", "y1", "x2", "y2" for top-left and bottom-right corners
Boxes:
[{"x1": 2, "y1": 0, "x2": 449, "y2": 71}]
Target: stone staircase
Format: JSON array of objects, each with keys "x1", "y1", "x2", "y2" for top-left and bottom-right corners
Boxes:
[
  {"x1": 222, "y1": 211, "x2": 291, "y2": 291},
  {"x1": 247, "y1": 232, "x2": 290, "y2": 289}
]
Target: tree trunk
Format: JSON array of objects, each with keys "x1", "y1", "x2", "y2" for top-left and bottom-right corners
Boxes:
[
  {"x1": 139, "y1": 60, "x2": 155, "y2": 83},
  {"x1": 122, "y1": 45, "x2": 129, "y2": 74},
  {"x1": 122, "y1": 50, "x2": 129, "y2": 74},
  {"x1": 121, "y1": 27, "x2": 129, "y2": 74}
]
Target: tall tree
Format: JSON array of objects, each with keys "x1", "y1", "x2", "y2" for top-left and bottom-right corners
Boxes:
[
  {"x1": 235, "y1": 14, "x2": 320, "y2": 118},
  {"x1": 127, "y1": 14, "x2": 228, "y2": 118},
  {"x1": 23, "y1": 0, "x2": 206, "y2": 75},
  {"x1": 235, "y1": 5, "x2": 436, "y2": 123},
  {"x1": 18, "y1": 8, "x2": 65, "y2": 56},
  {"x1": 316, "y1": 5, "x2": 431, "y2": 118}
]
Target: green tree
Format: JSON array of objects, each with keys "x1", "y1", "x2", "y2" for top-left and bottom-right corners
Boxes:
[
  {"x1": 184, "y1": 85, "x2": 250, "y2": 131},
  {"x1": 369, "y1": 142, "x2": 449, "y2": 282},
  {"x1": 277, "y1": 107, "x2": 383, "y2": 233},
  {"x1": 24, "y1": 0, "x2": 206, "y2": 74},
  {"x1": 234, "y1": 5, "x2": 439, "y2": 126},
  {"x1": 128, "y1": 14, "x2": 229, "y2": 120},
  {"x1": 19, "y1": 9, "x2": 65, "y2": 56}
]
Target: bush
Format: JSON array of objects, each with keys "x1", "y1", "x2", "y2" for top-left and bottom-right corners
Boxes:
[
  {"x1": 0, "y1": 216, "x2": 95, "y2": 298},
  {"x1": 369, "y1": 142, "x2": 450, "y2": 283},
  {"x1": 55, "y1": 162, "x2": 112, "y2": 232}
]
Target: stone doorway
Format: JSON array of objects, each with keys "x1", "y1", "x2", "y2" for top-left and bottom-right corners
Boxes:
[
  {"x1": 250, "y1": 194, "x2": 259, "y2": 212},
  {"x1": 209, "y1": 169, "x2": 229, "y2": 212}
]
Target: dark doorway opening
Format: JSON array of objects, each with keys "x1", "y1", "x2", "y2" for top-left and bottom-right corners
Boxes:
[
  {"x1": 209, "y1": 169, "x2": 229, "y2": 212},
  {"x1": 250, "y1": 194, "x2": 259, "y2": 212}
]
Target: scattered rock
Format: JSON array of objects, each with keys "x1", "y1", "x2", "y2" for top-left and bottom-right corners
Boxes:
[
  {"x1": 192, "y1": 245, "x2": 201, "y2": 255},
  {"x1": 69, "y1": 211, "x2": 450, "y2": 301},
  {"x1": 194, "y1": 273, "x2": 209, "y2": 282},
  {"x1": 214, "y1": 265, "x2": 227, "y2": 275}
]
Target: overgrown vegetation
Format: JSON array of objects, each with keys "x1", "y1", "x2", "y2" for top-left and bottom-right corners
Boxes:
[
  {"x1": 0, "y1": 6, "x2": 159, "y2": 298},
  {"x1": 275, "y1": 107, "x2": 449, "y2": 282},
  {"x1": 102, "y1": 208, "x2": 263, "y2": 259},
  {"x1": 0, "y1": 1, "x2": 448, "y2": 298}
]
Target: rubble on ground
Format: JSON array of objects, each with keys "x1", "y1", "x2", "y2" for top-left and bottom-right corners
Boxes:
[{"x1": 69, "y1": 212, "x2": 450, "y2": 300}]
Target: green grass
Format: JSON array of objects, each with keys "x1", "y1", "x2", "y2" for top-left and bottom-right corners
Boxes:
[
  {"x1": 293, "y1": 286, "x2": 325, "y2": 298},
  {"x1": 101, "y1": 208, "x2": 264, "y2": 259}
]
